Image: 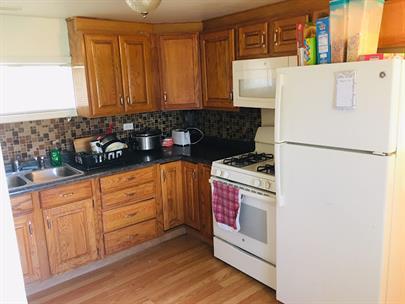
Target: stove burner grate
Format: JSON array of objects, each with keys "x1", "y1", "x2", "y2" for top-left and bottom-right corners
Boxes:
[
  {"x1": 223, "y1": 152, "x2": 274, "y2": 167},
  {"x1": 257, "y1": 164, "x2": 275, "y2": 175}
]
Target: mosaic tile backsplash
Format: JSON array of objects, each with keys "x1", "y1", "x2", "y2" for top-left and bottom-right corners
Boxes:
[{"x1": 0, "y1": 109, "x2": 261, "y2": 163}]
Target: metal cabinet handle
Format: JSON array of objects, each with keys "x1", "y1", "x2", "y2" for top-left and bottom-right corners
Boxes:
[
  {"x1": 126, "y1": 192, "x2": 136, "y2": 197},
  {"x1": 28, "y1": 221, "x2": 33, "y2": 236},
  {"x1": 125, "y1": 212, "x2": 138, "y2": 218},
  {"x1": 229, "y1": 91, "x2": 233, "y2": 101},
  {"x1": 127, "y1": 96, "x2": 132, "y2": 105},
  {"x1": 127, "y1": 176, "x2": 135, "y2": 181},
  {"x1": 261, "y1": 32, "x2": 266, "y2": 48},
  {"x1": 162, "y1": 171, "x2": 166, "y2": 182},
  {"x1": 120, "y1": 96, "x2": 124, "y2": 106},
  {"x1": 163, "y1": 91, "x2": 168, "y2": 103},
  {"x1": 61, "y1": 192, "x2": 74, "y2": 198},
  {"x1": 192, "y1": 170, "x2": 197, "y2": 180},
  {"x1": 274, "y1": 28, "x2": 279, "y2": 46},
  {"x1": 46, "y1": 217, "x2": 52, "y2": 229}
]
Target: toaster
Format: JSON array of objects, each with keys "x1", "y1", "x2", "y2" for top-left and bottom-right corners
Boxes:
[
  {"x1": 172, "y1": 128, "x2": 204, "y2": 146},
  {"x1": 172, "y1": 129, "x2": 191, "y2": 146}
]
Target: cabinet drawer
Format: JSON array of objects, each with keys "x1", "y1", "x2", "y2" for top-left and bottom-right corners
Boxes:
[
  {"x1": 102, "y1": 199, "x2": 156, "y2": 233},
  {"x1": 10, "y1": 194, "x2": 33, "y2": 215},
  {"x1": 40, "y1": 180, "x2": 93, "y2": 209},
  {"x1": 104, "y1": 219, "x2": 157, "y2": 255},
  {"x1": 100, "y1": 166, "x2": 155, "y2": 193},
  {"x1": 101, "y1": 181, "x2": 155, "y2": 209}
]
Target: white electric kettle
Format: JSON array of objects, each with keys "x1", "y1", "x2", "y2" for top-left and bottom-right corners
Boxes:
[{"x1": 172, "y1": 128, "x2": 204, "y2": 146}]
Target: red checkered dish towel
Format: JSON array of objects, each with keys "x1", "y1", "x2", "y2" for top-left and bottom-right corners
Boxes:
[{"x1": 212, "y1": 180, "x2": 242, "y2": 232}]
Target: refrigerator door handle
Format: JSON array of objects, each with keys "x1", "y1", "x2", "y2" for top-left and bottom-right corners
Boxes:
[
  {"x1": 275, "y1": 73, "x2": 284, "y2": 143},
  {"x1": 275, "y1": 143, "x2": 285, "y2": 207}
]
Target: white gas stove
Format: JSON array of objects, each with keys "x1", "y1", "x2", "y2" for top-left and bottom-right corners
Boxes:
[
  {"x1": 211, "y1": 126, "x2": 276, "y2": 193},
  {"x1": 211, "y1": 126, "x2": 277, "y2": 289}
]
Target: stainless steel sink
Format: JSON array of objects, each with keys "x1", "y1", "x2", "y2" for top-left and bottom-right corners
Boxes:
[
  {"x1": 24, "y1": 165, "x2": 83, "y2": 183},
  {"x1": 6, "y1": 164, "x2": 84, "y2": 190},
  {"x1": 7, "y1": 175, "x2": 28, "y2": 188}
]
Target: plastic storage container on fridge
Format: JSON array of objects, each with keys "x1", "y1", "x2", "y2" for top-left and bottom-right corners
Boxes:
[
  {"x1": 330, "y1": 0, "x2": 349, "y2": 63},
  {"x1": 346, "y1": 0, "x2": 385, "y2": 62}
]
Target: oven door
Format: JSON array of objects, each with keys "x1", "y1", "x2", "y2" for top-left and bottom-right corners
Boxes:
[{"x1": 211, "y1": 177, "x2": 276, "y2": 264}]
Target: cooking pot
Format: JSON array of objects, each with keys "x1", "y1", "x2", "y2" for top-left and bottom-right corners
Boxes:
[{"x1": 131, "y1": 129, "x2": 162, "y2": 151}]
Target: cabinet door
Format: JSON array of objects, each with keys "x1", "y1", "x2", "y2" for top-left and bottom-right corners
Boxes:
[
  {"x1": 378, "y1": 0, "x2": 405, "y2": 49},
  {"x1": 84, "y1": 34, "x2": 124, "y2": 116},
  {"x1": 182, "y1": 162, "x2": 200, "y2": 230},
  {"x1": 119, "y1": 35, "x2": 156, "y2": 113},
  {"x1": 238, "y1": 22, "x2": 269, "y2": 58},
  {"x1": 271, "y1": 15, "x2": 308, "y2": 56},
  {"x1": 14, "y1": 213, "x2": 41, "y2": 283},
  {"x1": 159, "y1": 34, "x2": 201, "y2": 110},
  {"x1": 43, "y1": 199, "x2": 98, "y2": 275},
  {"x1": 198, "y1": 164, "x2": 213, "y2": 239},
  {"x1": 160, "y1": 162, "x2": 184, "y2": 230},
  {"x1": 201, "y1": 29, "x2": 236, "y2": 109}
]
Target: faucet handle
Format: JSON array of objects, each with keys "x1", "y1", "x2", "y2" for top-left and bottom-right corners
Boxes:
[{"x1": 38, "y1": 156, "x2": 46, "y2": 169}]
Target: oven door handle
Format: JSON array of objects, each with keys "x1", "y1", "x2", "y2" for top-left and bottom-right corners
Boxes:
[{"x1": 210, "y1": 177, "x2": 275, "y2": 200}]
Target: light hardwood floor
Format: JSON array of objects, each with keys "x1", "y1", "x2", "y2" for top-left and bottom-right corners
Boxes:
[{"x1": 28, "y1": 235, "x2": 277, "y2": 304}]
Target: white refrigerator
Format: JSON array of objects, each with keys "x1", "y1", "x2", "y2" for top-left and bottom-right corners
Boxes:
[{"x1": 275, "y1": 59, "x2": 405, "y2": 304}]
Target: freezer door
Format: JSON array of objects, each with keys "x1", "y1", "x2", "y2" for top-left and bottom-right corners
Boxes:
[
  {"x1": 275, "y1": 59, "x2": 403, "y2": 154},
  {"x1": 275, "y1": 143, "x2": 395, "y2": 304}
]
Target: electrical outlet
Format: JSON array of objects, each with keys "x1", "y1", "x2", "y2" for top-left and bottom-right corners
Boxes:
[{"x1": 123, "y1": 123, "x2": 134, "y2": 131}]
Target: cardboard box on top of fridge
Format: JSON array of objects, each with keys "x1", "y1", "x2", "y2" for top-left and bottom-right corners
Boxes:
[{"x1": 316, "y1": 17, "x2": 331, "y2": 64}]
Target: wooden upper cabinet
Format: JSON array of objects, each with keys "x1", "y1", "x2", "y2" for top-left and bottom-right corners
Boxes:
[
  {"x1": 159, "y1": 33, "x2": 202, "y2": 110},
  {"x1": 84, "y1": 34, "x2": 124, "y2": 117},
  {"x1": 238, "y1": 22, "x2": 269, "y2": 58},
  {"x1": 14, "y1": 213, "x2": 41, "y2": 283},
  {"x1": 271, "y1": 15, "x2": 308, "y2": 56},
  {"x1": 378, "y1": 0, "x2": 405, "y2": 50},
  {"x1": 160, "y1": 162, "x2": 184, "y2": 230},
  {"x1": 198, "y1": 164, "x2": 213, "y2": 240},
  {"x1": 201, "y1": 29, "x2": 236, "y2": 110},
  {"x1": 42, "y1": 199, "x2": 98, "y2": 275},
  {"x1": 182, "y1": 162, "x2": 200, "y2": 231},
  {"x1": 119, "y1": 35, "x2": 155, "y2": 113}
]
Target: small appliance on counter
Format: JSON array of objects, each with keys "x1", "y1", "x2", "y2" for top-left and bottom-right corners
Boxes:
[
  {"x1": 129, "y1": 129, "x2": 162, "y2": 151},
  {"x1": 172, "y1": 128, "x2": 204, "y2": 146}
]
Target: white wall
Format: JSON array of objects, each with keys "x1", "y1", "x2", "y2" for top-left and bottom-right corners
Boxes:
[
  {"x1": 0, "y1": 15, "x2": 70, "y2": 64},
  {"x1": 0, "y1": 148, "x2": 27, "y2": 303}
]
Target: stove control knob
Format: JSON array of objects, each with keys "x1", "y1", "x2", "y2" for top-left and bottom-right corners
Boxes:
[
  {"x1": 223, "y1": 171, "x2": 230, "y2": 178},
  {"x1": 264, "y1": 182, "x2": 271, "y2": 190},
  {"x1": 215, "y1": 169, "x2": 222, "y2": 177},
  {"x1": 253, "y1": 179, "x2": 261, "y2": 187}
]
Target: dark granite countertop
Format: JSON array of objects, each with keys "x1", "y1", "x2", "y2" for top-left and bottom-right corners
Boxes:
[{"x1": 8, "y1": 137, "x2": 254, "y2": 197}]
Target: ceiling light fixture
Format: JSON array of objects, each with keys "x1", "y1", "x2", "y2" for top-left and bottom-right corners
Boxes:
[{"x1": 125, "y1": 0, "x2": 162, "y2": 18}]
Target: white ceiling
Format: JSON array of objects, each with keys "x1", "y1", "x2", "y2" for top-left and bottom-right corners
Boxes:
[{"x1": 0, "y1": 0, "x2": 283, "y2": 23}]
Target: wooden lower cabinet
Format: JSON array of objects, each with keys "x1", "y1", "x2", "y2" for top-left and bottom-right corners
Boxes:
[
  {"x1": 14, "y1": 213, "x2": 41, "y2": 283},
  {"x1": 42, "y1": 198, "x2": 98, "y2": 275},
  {"x1": 160, "y1": 162, "x2": 184, "y2": 230},
  {"x1": 104, "y1": 219, "x2": 157, "y2": 255},
  {"x1": 160, "y1": 161, "x2": 213, "y2": 239},
  {"x1": 99, "y1": 165, "x2": 160, "y2": 255},
  {"x1": 198, "y1": 164, "x2": 213, "y2": 240},
  {"x1": 182, "y1": 162, "x2": 200, "y2": 230}
]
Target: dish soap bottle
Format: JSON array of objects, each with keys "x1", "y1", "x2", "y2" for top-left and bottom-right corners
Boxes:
[{"x1": 50, "y1": 141, "x2": 62, "y2": 167}]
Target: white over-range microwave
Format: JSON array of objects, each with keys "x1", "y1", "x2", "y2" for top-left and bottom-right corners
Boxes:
[{"x1": 232, "y1": 56, "x2": 297, "y2": 109}]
